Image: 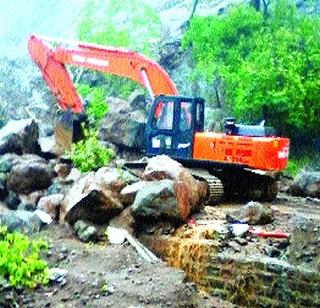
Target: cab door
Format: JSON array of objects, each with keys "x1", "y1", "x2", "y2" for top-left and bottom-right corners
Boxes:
[{"x1": 145, "y1": 95, "x2": 204, "y2": 159}]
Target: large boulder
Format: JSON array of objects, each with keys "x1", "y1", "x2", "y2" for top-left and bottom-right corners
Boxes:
[
  {"x1": 98, "y1": 97, "x2": 146, "y2": 150},
  {"x1": 61, "y1": 170, "x2": 125, "y2": 226},
  {"x1": 226, "y1": 201, "x2": 273, "y2": 225},
  {"x1": 0, "y1": 210, "x2": 43, "y2": 234},
  {"x1": 7, "y1": 157, "x2": 55, "y2": 194},
  {"x1": 38, "y1": 194, "x2": 65, "y2": 221},
  {"x1": 131, "y1": 180, "x2": 178, "y2": 221},
  {"x1": 290, "y1": 171, "x2": 320, "y2": 197},
  {"x1": 120, "y1": 181, "x2": 148, "y2": 206},
  {"x1": 0, "y1": 119, "x2": 40, "y2": 155},
  {"x1": 131, "y1": 155, "x2": 207, "y2": 223},
  {"x1": 0, "y1": 153, "x2": 22, "y2": 173}
]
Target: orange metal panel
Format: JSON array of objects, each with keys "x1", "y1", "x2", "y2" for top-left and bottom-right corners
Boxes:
[{"x1": 192, "y1": 132, "x2": 289, "y2": 171}]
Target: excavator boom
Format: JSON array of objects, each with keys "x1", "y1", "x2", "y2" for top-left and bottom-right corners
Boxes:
[{"x1": 28, "y1": 34, "x2": 178, "y2": 113}]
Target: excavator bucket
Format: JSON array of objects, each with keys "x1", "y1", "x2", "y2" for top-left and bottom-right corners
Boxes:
[
  {"x1": 54, "y1": 110, "x2": 86, "y2": 153},
  {"x1": 54, "y1": 110, "x2": 74, "y2": 152}
]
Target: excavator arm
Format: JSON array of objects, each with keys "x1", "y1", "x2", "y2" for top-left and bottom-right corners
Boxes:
[{"x1": 28, "y1": 34, "x2": 178, "y2": 113}]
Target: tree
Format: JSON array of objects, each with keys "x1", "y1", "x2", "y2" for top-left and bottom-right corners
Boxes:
[
  {"x1": 77, "y1": 0, "x2": 161, "y2": 98},
  {"x1": 182, "y1": 0, "x2": 320, "y2": 140}
]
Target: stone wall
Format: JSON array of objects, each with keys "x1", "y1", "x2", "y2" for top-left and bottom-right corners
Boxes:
[{"x1": 142, "y1": 232, "x2": 320, "y2": 307}]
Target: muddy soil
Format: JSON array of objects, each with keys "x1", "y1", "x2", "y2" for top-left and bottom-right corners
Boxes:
[
  {"x1": 2, "y1": 224, "x2": 230, "y2": 308},
  {"x1": 3, "y1": 192, "x2": 319, "y2": 307}
]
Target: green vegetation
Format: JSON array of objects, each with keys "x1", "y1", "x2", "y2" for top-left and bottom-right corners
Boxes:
[
  {"x1": 0, "y1": 226, "x2": 48, "y2": 288},
  {"x1": 67, "y1": 126, "x2": 115, "y2": 173},
  {"x1": 77, "y1": 84, "x2": 108, "y2": 123},
  {"x1": 77, "y1": 0, "x2": 161, "y2": 98},
  {"x1": 183, "y1": 0, "x2": 320, "y2": 140}
]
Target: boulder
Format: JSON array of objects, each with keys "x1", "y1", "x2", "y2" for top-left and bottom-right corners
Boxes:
[
  {"x1": 38, "y1": 136, "x2": 60, "y2": 158},
  {"x1": 0, "y1": 153, "x2": 21, "y2": 173},
  {"x1": 0, "y1": 177, "x2": 7, "y2": 201},
  {"x1": 99, "y1": 97, "x2": 146, "y2": 150},
  {"x1": 74, "y1": 220, "x2": 98, "y2": 243},
  {"x1": 19, "y1": 190, "x2": 45, "y2": 205},
  {"x1": 5, "y1": 191, "x2": 20, "y2": 210},
  {"x1": 0, "y1": 119, "x2": 40, "y2": 155},
  {"x1": 61, "y1": 171, "x2": 124, "y2": 226},
  {"x1": 0, "y1": 210, "x2": 42, "y2": 234},
  {"x1": 131, "y1": 180, "x2": 179, "y2": 222},
  {"x1": 120, "y1": 181, "x2": 148, "y2": 206},
  {"x1": 226, "y1": 201, "x2": 273, "y2": 225},
  {"x1": 38, "y1": 194, "x2": 65, "y2": 221},
  {"x1": 7, "y1": 159, "x2": 55, "y2": 194},
  {"x1": 109, "y1": 207, "x2": 135, "y2": 235},
  {"x1": 140, "y1": 155, "x2": 207, "y2": 221},
  {"x1": 290, "y1": 171, "x2": 320, "y2": 197},
  {"x1": 54, "y1": 163, "x2": 71, "y2": 178},
  {"x1": 0, "y1": 202, "x2": 6, "y2": 215},
  {"x1": 94, "y1": 167, "x2": 138, "y2": 196}
]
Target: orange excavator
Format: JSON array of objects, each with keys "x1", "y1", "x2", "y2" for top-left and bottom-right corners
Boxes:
[{"x1": 28, "y1": 34, "x2": 290, "y2": 202}]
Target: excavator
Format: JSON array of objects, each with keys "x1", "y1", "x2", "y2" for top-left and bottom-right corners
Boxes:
[{"x1": 27, "y1": 34, "x2": 290, "y2": 203}]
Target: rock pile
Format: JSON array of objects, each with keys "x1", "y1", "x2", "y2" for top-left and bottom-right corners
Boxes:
[{"x1": 0, "y1": 118, "x2": 207, "y2": 241}]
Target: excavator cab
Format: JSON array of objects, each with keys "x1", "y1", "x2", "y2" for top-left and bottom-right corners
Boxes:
[{"x1": 146, "y1": 95, "x2": 204, "y2": 159}]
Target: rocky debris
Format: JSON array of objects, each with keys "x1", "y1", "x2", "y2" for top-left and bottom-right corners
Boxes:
[
  {"x1": 94, "y1": 167, "x2": 138, "y2": 196},
  {"x1": 131, "y1": 180, "x2": 178, "y2": 222},
  {"x1": 0, "y1": 202, "x2": 6, "y2": 215},
  {"x1": 286, "y1": 217, "x2": 320, "y2": 270},
  {"x1": 230, "y1": 223, "x2": 250, "y2": 237},
  {"x1": 4, "y1": 191, "x2": 20, "y2": 210},
  {"x1": 38, "y1": 136, "x2": 59, "y2": 158},
  {"x1": 0, "y1": 209, "x2": 43, "y2": 234},
  {"x1": 38, "y1": 194, "x2": 65, "y2": 221},
  {"x1": 109, "y1": 207, "x2": 135, "y2": 235},
  {"x1": 0, "y1": 177, "x2": 7, "y2": 201},
  {"x1": 99, "y1": 97, "x2": 146, "y2": 150},
  {"x1": 0, "y1": 153, "x2": 21, "y2": 173},
  {"x1": 226, "y1": 201, "x2": 273, "y2": 225},
  {"x1": 7, "y1": 158, "x2": 55, "y2": 194},
  {"x1": 141, "y1": 155, "x2": 207, "y2": 221},
  {"x1": 128, "y1": 90, "x2": 147, "y2": 112},
  {"x1": 54, "y1": 163, "x2": 71, "y2": 178},
  {"x1": 120, "y1": 181, "x2": 148, "y2": 206},
  {"x1": 74, "y1": 220, "x2": 98, "y2": 243},
  {"x1": 19, "y1": 190, "x2": 45, "y2": 206},
  {"x1": 61, "y1": 171, "x2": 124, "y2": 226},
  {"x1": 48, "y1": 268, "x2": 68, "y2": 286},
  {"x1": 290, "y1": 171, "x2": 320, "y2": 198},
  {"x1": 0, "y1": 119, "x2": 40, "y2": 155}
]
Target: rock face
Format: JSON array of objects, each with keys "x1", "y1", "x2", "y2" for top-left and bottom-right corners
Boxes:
[
  {"x1": 7, "y1": 158, "x2": 54, "y2": 194},
  {"x1": 61, "y1": 169, "x2": 131, "y2": 225},
  {"x1": 290, "y1": 171, "x2": 320, "y2": 197},
  {"x1": 99, "y1": 97, "x2": 146, "y2": 150},
  {"x1": 226, "y1": 201, "x2": 273, "y2": 225},
  {"x1": 0, "y1": 119, "x2": 40, "y2": 155},
  {"x1": 131, "y1": 155, "x2": 206, "y2": 223}
]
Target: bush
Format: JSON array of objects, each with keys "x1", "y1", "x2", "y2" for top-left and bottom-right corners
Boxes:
[
  {"x1": 77, "y1": 84, "x2": 108, "y2": 123},
  {"x1": 67, "y1": 127, "x2": 115, "y2": 173},
  {"x1": 77, "y1": 0, "x2": 161, "y2": 98},
  {"x1": 0, "y1": 226, "x2": 48, "y2": 288},
  {"x1": 182, "y1": 0, "x2": 320, "y2": 139}
]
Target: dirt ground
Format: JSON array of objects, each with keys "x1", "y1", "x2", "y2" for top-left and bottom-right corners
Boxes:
[
  {"x1": 2, "y1": 224, "x2": 230, "y2": 308},
  {"x1": 3, "y1": 192, "x2": 320, "y2": 308}
]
